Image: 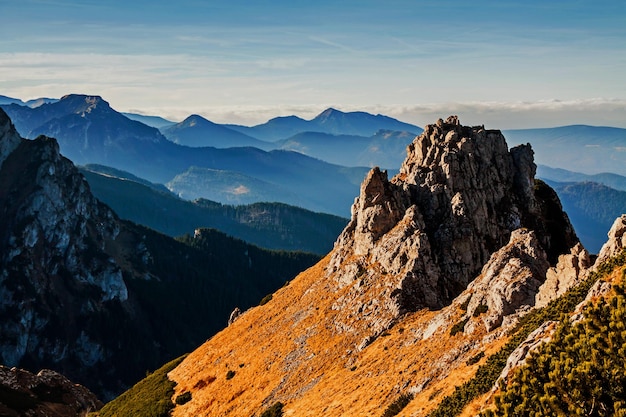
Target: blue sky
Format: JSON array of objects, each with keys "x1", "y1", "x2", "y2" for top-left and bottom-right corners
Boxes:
[{"x1": 1, "y1": 0, "x2": 625, "y2": 128}]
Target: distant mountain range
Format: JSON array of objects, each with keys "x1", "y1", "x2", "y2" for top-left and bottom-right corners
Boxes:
[
  {"x1": 504, "y1": 125, "x2": 626, "y2": 177},
  {"x1": 0, "y1": 95, "x2": 371, "y2": 216},
  {"x1": 122, "y1": 112, "x2": 176, "y2": 129},
  {"x1": 161, "y1": 114, "x2": 269, "y2": 148},
  {"x1": 80, "y1": 164, "x2": 347, "y2": 255},
  {"x1": 2, "y1": 93, "x2": 625, "y2": 252},
  {"x1": 224, "y1": 107, "x2": 421, "y2": 141},
  {"x1": 0, "y1": 94, "x2": 58, "y2": 108},
  {"x1": 538, "y1": 164, "x2": 626, "y2": 191}
]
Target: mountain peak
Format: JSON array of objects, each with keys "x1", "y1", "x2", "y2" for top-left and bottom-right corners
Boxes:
[
  {"x1": 327, "y1": 115, "x2": 578, "y2": 340},
  {"x1": 315, "y1": 107, "x2": 344, "y2": 120},
  {"x1": 180, "y1": 114, "x2": 214, "y2": 127},
  {"x1": 58, "y1": 94, "x2": 110, "y2": 114},
  {"x1": 0, "y1": 108, "x2": 22, "y2": 169}
]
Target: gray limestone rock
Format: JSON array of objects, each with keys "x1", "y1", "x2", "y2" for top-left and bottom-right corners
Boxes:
[{"x1": 326, "y1": 116, "x2": 578, "y2": 345}]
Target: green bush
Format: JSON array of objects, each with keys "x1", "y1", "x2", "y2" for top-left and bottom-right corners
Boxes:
[
  {"x1": 381, "y1": 393, "x2": 414, "y2": 417},
  {"x1": 482, "y1": 282, "x2": 626, "y2": 416},
  {"x1": 450, "y1": 318, "x2": 469, "y2": 336},
  {"x1": 473, "y1": 303, "x2": 488, "y2": 317},
  {"x1": 427, "y1": 249, "x2": 626, "y2": 417},
  {"x1": 175, "y1": 391, "x2": 191, "y2": 405},
  {"x1": 466, "y1": 351, "x2": 484, "y2": 366},
  {"x1": 259, "y1": 401, "x2": 284, "y2": 417},
  {"x1": 259, "y1": 293, "x2": 273, "y2": 306}
]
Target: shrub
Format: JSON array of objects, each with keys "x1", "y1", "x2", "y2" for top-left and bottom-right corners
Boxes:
[
  {"x1": 472, "y1": 303, "x2": 488, "y2": 317},
  {"x1": 259, "y1": 401, "x2": 284, "y2": 417},
  {"x1": 427, "y1": 249, "x2": 626, "y2": 417},
  {"x1": 482, "y1": 282, "x2": 626, "y2": 416},
  {"x1": 381, "y1": 393, "x2": 414, "y2": 417},
  {"x1": 259, "y1": 294, "x2": 273, "y2": 306},
  {"x1": 226, "y1": 370, "x2": 236, "y2": 380},
  {"x1": 450, "y1": 318, "x2": 469, "y2": 336},
  {"x1": 466, "y1": 351, "x2": 484, "y2": 366},
  {"x1": 96, "y1": 355, "x2": 186, "y2": 417},
  {"x1": 175, "y1": 391, "x2": 192, "y2": 405}
]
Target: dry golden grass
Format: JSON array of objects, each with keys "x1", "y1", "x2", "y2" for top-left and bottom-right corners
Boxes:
[{"x1": 169, "y1": 255, "x2": 516, "y2": 417}]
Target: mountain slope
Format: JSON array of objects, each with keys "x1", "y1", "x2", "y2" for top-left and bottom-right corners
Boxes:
[
  {"x1": 117, "y1": 116, "x2": 595, "y2": 417},
  {"x1": 274, "y1": 129, "x2": 416, "y2": 168},
  {"x1": 504, "y1": 125, "x2": 626, "y2": 176},
  {"x1": 121, "y1": 112, "x2": 176, "y2": 128},
  {"x1": 80, "y1": 166, "x2": 347, "y2": 254},
  {"x1": 161, "y1": 114, "x2": 270, "y2": 148},
  {"x1": 226, "y1": 107, "x2": 421, "y2": 141},
  {"x1": 0, "y1": 108, "x2": 319, "y2": 400},
  {"x1": 538, "y1": 164, "x2": 626, "y2": 191},
  {"x1": 0, "y1": 95, "x2": 368, "y2": 216}
]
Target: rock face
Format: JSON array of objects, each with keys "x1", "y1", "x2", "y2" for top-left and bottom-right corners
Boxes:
[
  {"x1": 596, "y1": 214, "x2": 626, "y2": 265},
  {"x1": 0, "y1": 108, "x2": 320, "y2": 400},
  {"x1": 463, "y1": 229, "x2": 550, "y2": 333},
  {"x1": 327, "y1": 116, "x2": 578, "y2": 343},
  {"x1": 535, "y1": 243, "x2": 592, "y2": 308},
  {"x1": 0, "y1": 108, "x2": 131, "y2": 397},
  {"x1": 0, "y1": 365, "x2": 102, "y2": 417}
]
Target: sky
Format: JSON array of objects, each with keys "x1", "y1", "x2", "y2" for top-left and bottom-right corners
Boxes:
[{"x1": 1, "y1": 0, "x2": 625, "y2": 128}]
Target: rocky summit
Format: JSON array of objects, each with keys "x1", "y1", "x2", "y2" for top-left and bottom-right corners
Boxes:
[
  {"x1": 326, "y1": 115, "x2": 577, "y2": 347},
  {"x1": 162, "y1": 117, "x2": 602, "y2": 417}
]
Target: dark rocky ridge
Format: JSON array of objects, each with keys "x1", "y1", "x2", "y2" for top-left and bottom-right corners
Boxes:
[
  {"x1": 327, "y1": 116, "x2": 578, "y2": 343},
  {"x1": 0, "y1": 365, "x2": 102, "y2": 417},
  {"x1": 0, "y1": 108, "x2": 319, "y2": 399}
]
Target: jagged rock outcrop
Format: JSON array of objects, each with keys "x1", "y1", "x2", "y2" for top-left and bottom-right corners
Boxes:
[
  {"x1": 596, "y1": 214, "x2": 626, "y2": 265},
  {"x1": 462, "y1": 229, "x2": 550, "y2": 333},
  {"x1": 327, "y1": 116, "x2": 578, "y2": 344},
  {"x1": 535, "y1": 243, "x2": 592, "y2": 308},
  {"x1": 0, "y1": 108, "x2": 132, "y2": 397},
  {"x1": 0, "y1": 365, "x2": 102, "y2": 417}
]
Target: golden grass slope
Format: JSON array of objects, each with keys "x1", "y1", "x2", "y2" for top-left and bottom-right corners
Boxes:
[{"x1": 168, "y1": 254, "x2": 517, "y2": 417}]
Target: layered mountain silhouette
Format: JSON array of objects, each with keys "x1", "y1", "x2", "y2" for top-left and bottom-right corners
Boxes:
[
  {"x1": 0, "y1": 95, "x2": 370, "y2": 216},
  {"x1": 80, "y1": 164, "x2": 347, "y2": 254},
  {"x1": 161, "y1": 114, "x2": 269, "y2": 148},
  {"x1": 1, "y1": 93, "x2": 623, "y2": 248},
  {"x1": 226, "y1": 107, "x2": 421, "y2": 141},
  {"x1": 0, "y1": 108, "x2": 320, "y2": 401},
  {"x1": 504, "y1": 125, "x2": 626, "y2": 176}
]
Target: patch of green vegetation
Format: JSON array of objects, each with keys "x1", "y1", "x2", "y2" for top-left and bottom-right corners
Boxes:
[
  {"x1": 381, "y1": 393, "x2": 414, "y2": 417},
  {"x1": 259, "y1": 293, "x2": 273, "y2": 306},
  {"x1": 450, "y1": 317, "x2": 469, "y2": 336},
  {"x1": 466, "y1": 351, "x2": 485, "y2": 366},
  {"x1": 94, "y1": 355, "x2": 186, "y2": 417},
  {"x1": 427, "y1": 249, "x2": 626, "y2": 417},
  {"x1": 174, "y1": 391, "x2": 191, "y2": 405},
  {"x1": 472, "y1": 303, "x2": 488, "y2": 317},
  {"x1": 481, "y1": 281, "x2": 626, "y2": 416},
  {"x1": 259, "y1": 401, "x2": 284, "y2": 417}
]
